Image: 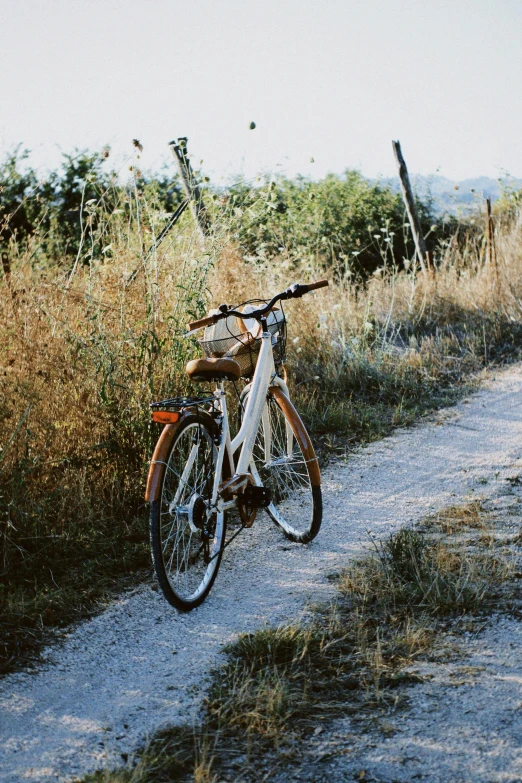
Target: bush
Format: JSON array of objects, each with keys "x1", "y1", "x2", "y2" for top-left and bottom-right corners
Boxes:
[{"x1": 224, "y1": 170, "x2": 439, "y2": 278}]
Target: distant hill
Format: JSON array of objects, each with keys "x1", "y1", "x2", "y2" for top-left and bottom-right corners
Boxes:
[{"x1": 381, "y1": 174, "x2": 522, "y2": 216}]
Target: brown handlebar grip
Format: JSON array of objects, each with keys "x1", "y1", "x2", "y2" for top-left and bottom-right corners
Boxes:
[
  {"x1": 306, "y1": 279, "x2": 329, "y2": 292},
  {"x1": 187, "y1": 314, "x2": 219, "y2": 331}
]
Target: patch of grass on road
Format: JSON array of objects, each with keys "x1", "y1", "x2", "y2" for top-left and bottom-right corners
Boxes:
[{"x1": 85, "y1": 502, "x2": 515, "y2": 783}]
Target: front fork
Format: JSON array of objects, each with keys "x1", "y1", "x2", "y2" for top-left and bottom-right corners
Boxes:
[{"x1": 236, "y1": 373, "x2": 293, "y2": 487}]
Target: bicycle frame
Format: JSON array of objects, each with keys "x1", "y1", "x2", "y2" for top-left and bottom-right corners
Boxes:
[
  {"x1": 211, "y1": 326, "x2": 291, "y2": 515},
  {"x1": 148, "y1": 279, "x2": 327, "y2": 610}
]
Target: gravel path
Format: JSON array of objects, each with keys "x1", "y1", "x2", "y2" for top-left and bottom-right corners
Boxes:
[{"x1": 2, "y1": 365, "x2": 522, "y2": 782}]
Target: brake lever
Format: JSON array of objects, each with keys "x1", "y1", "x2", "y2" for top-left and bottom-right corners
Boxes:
[{"x1": 183, "y1": 327, "x2": 205, "y2": 338}]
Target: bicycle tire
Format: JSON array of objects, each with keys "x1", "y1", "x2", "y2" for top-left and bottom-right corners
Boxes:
[
  {"x1": 149, "y1": 411, "x2": 226, "y2": 610},
  {"x1": 239, "y1": 386, "x2": 322, "y2": 543}
]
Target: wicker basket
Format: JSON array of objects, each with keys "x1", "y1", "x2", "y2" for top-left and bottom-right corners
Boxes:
[{"x1": 199, "y1": 306, "x2": 286, "y2": 378}]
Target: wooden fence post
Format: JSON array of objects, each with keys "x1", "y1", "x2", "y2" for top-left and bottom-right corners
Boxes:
[
  {"x1": 169, "y1": 138, "x2": 211, "y2": 241},
  {"x1": 392, "y1": 140, "x2": 429, "y2": 273},
  {"x1": 486, "y1": 197, "x2": 497, "y2": 271}
]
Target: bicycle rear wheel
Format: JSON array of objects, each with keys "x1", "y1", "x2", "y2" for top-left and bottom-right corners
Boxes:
[
  {"x1": 149, "y1": 412, "x2": 226, "y2": 610},
  {"x1": 241, "y1": 386, "x2": 322, "y2": 543}
]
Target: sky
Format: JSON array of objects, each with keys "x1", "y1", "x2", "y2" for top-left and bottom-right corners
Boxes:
[{"x1": 0, "y1": 0, "x2": 521, "y2": 184}]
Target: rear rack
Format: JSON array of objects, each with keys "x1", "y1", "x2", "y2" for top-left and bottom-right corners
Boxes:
[
  {"x1": 150, "y1": 395, "x2": 215, "y2": 411},
  {"x1": 150, "y1": 395, "x2": 217, "y2": 425}
]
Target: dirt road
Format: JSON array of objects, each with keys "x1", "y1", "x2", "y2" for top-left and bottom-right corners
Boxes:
[{"x1": 2, "y1": 365, "x2": 522, "y2": 782}]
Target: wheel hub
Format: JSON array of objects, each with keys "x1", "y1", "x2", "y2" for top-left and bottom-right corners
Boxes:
[
  {"x1": 188, "y1": 494, "x2": 207, "y2": 533},
  {"x1": 169, "y1": 494, "x2": 208, "y2": 533}
]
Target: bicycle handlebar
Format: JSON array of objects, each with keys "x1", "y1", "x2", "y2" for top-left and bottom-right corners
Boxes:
[
  {"x1": 302, "y1": 279, "x2": 329, "y2": 293},
  {"x1": 187, "y1": 279, "x2": 329, "y2": 332},
  {"x1": 187, "y1": 313, "x2": 220, "y2": 330}
]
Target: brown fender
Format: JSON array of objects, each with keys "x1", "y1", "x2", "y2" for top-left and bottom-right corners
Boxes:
[
  {"x1": 269, "y1": 387, "x2": 321, "y2": 487},
  {"x1": 145, "y1": 419, "x2": 183, "y2": 502}
]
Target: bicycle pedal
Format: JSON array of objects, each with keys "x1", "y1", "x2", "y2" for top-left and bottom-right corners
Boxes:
[{"x1": 241, "y1": 485, "x2": 271, "y2": 508}]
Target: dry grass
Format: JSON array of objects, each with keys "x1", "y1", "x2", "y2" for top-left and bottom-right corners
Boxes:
[
  {"x1": 422, "y1": 500, "x2": 487, "y2": 534},
  {"x1": 2, "y1": 195, "x2": 522, "y2": 674},
  {"x1": 81, "y1": 725, "x2": 217, "y2": 783},
  {"x1": 0, "y1": 208, "x2": 221, "y2": 672}
]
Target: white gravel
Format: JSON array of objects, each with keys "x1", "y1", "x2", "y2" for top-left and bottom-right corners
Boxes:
[{"x1": 2, "y1": 364, "x2": 522, "y2": 782}]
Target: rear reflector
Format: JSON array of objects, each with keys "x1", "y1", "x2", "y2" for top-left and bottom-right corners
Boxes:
[{"x1": 151, "y1": 411, "x2": 180, "y2": 424}]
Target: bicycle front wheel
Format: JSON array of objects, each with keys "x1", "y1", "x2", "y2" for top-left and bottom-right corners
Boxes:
[
  {"x1": 241, "y1": 386, "x2": 322, "y2": 543},
  {"x1": 149, "y1": 412, "x2": 226, "y2": 611}
]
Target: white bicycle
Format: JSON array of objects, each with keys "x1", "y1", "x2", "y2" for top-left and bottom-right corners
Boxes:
[{"x1": 145, "y1": 280, "x2": 328, "y2": 610}]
